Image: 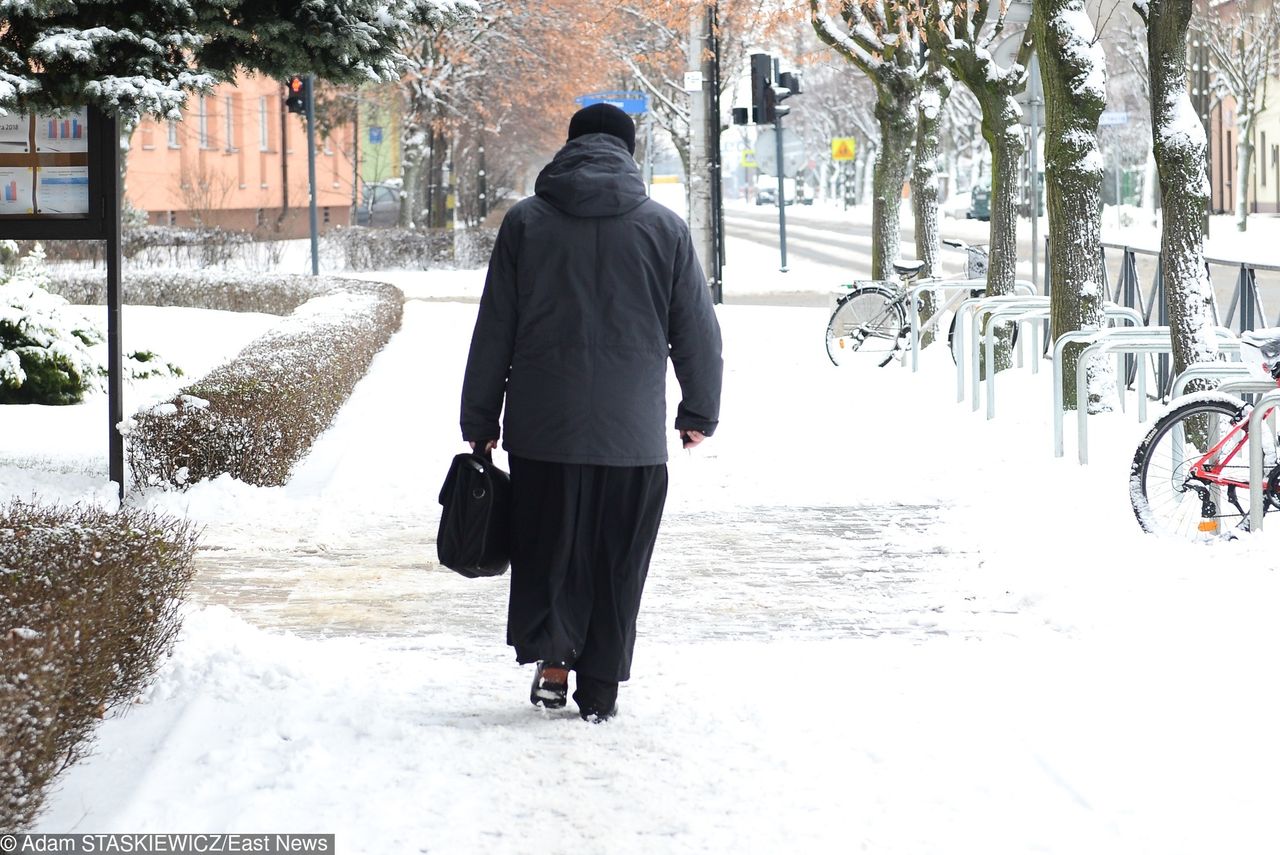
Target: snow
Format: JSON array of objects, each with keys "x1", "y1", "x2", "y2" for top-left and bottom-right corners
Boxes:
[
  {"x1": 6, "y1": 264, "x2": 1280, "y2": 849},
  {"x1": 1051, "y1": 7, "x2": 1107, "y2": 104}
]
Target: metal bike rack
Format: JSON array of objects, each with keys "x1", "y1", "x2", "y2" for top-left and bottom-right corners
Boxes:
[
  {"x1": 1170, "y1": 363, "x2": 1255, "y2": 400},
  {"x1": 1248, "y1": 389, "x2": 1280, "y2": 532},
  {"x1": 954, "y1": 289, "x2": 1037, "y2": 403},
  {"x1": 980, "y1": 305, "x2": 1051, "y2": 419},
  {"x1": 969, "y1": 297, "x2": 1050, "y2": 408},
  {"x1": 1053, "y1": 327, "x2": 1244, "y2": 459},
  {"x1": 979, "y1": 304, "x2": 1147, "y2": 420},
  {"x1": 907, "y1": 278, "x2": 988, "y2": 372},
  {"x1": 1073, "y1": 329, "x2": 1241, "y2": 464}
]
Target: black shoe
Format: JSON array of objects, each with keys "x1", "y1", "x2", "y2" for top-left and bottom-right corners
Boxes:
[
  {"x1": 530, "y1": 662, "x2": 569, "y2": 709},
  {"x1": 573, "y1": 674, "x2": 619, "y2": 722}
]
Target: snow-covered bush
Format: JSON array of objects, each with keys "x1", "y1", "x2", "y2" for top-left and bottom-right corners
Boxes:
[
  {"x1": 0, "y1": 501, "x2": 199, "y2": 830},
  {"x1": 126, "y1": 278, "x2": 403, "y2": 488},
  {"x1": 325, "y1": 225, "x2": 497, "y2": 271},
  {"x1": 0, "y1": 249, "x2": 182, "y2": 405},
  {"x1": 1, "y1": 248, "x2": 106, "y2": 405},
  {"x1": 46, "y1": 268, "x2": 319, "y2": 316}
]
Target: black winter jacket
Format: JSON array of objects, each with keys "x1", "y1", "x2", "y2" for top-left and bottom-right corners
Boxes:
[{"x1": 460, "y1": 133, "x2": 723, "y2": 466}]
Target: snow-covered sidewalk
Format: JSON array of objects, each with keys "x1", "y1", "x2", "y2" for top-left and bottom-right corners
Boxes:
[{"x1": 22, "y1": 293, "x2": 1280, "y2": 853}]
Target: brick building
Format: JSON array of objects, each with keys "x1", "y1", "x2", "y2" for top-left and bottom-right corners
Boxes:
[{"x1": 126, "y1": 74, "x2": 357, "y2": 237}]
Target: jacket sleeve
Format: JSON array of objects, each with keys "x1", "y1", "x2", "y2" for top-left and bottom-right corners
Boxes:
[
  {"x1": 668, "y1": 228, "x2": 723, "y2": 436},
  {"x1": 460, "y1": 212, "x2": 519, "y2": 442}
]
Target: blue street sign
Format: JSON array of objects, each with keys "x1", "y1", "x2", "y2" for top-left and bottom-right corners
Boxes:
[
  {"x1": 369, "y1": 125, "x2": 383, "y2": 144},
  {"x1": 575, "y1": 91, "x2": 648, "y2": 115}
]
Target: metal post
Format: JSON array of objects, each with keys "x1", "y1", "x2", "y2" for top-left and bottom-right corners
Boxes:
[
  {"x1": 103, "y1": 112, "x2": 124, "y2": 503},
  {"x1": 775, "y1": 112, "x2": 788, "y2": 272},
  {"x1": 1028, "y1": 52, "x2": 1042, "y2": 291},
  {"x1": 478, "y1": 139, "x2": 488, "y2": 220},
  {"x1": 708, "y1": 0, "x2": 725, "y2": 303},
  {"x1": 1155, "y1": 258, "x2": 1168, "y2": 394},
  {"x1": 305, "y1": 74, "x2": 319, "y2": 276}
]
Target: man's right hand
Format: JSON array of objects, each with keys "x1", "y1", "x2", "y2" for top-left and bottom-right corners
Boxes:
[
  {"x1": 679, "y1": 430, "x2": 706, "y2": 449},
  {"x1": 469, "y1": 439, "x2": 497, "y2": 453}
]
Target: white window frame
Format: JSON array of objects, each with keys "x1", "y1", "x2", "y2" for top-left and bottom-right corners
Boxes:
[
  {"x1": 197, "y1": 96, "x2": 210, "y2": 148},
  {"x1": 167, "y1": 119, "x2": 180, "y2": 148},
  {"x1": 224, "y1": 94, "x2": 235, "y2": 151},
  {"x1": 258, "y1": 96, "x2": 270, "y2": 151}
]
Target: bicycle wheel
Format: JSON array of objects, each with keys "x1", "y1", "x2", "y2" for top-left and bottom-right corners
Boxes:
[
  {"x1": 1130, "y1": 393, "x2": 1277, "y2": 539},
  {"x1": 826, "y1": 286, "x2": 906, "y2": 367},
  {"x1": 946, "y1": 295, "x2": 1020, "y2": 366}
]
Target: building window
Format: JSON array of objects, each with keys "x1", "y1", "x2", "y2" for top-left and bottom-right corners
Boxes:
[
  {"x1": 255, "y1": 208, "x2": 265, "y2": 227},
  {"x1": 323, "y1": 206, "x2": 331, "y2": 225},
  {"x1": 224, "y1": 95, "x2": 235, "y2": 151},
  {"x1": 167, "y1": 210, "x2": 177, "y2": 226},
  {"x1": 1262, "y1": 133, "x2": 1268, "y2": 187},
  {"x1": 259, "y1": 96, "x2": 270, "y2": 151},
  {"x1": 167, "y1": 119, "x2": 180, "y2": 148},
  {"x1": 198, "y1": 96, "x2": 210, "y2": 148}
]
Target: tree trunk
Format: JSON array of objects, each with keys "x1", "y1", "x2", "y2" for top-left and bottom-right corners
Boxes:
[
  {"x1": 871, "y1": 98, "x2": 915, "y2": 280},
  {"x1": 1035, "y1": 0, "x2": 1112, "y2": 411},
  {"x1": 1145, "y1": 0, "x2": 1219, "y2": 380},
  {"x1": 912, "y1": 66, "x2": 950, "y2": 344},
  {"x1": 1235, "y1": 127, "x2": 1253, "y2": 231}
]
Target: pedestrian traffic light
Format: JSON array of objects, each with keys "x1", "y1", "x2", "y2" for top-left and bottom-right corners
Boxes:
[
  {"x1": 285, "y1": 75, "x2": 308, "y2": 114},
  {"x1": 750, "y1": 53, "x2": 771, "y2": 126},
  {"x1": 732, "y1": 106, "x2": 749, "y2": 125}
]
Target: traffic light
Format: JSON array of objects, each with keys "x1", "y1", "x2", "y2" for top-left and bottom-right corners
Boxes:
[
  {"x1": 285, "y1": 75, "x2": 308, "y2": 114},
  {"x1": 765, "y1": 71, "x2": 800, "y2": 123},
  {"x1": 750, "y1": 53, "x2": 771, "y2": 126}
]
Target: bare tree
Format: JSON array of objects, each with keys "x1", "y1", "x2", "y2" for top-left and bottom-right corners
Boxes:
[
  {"x1": 1198, "y1": 2, "x2": 1280, "y2": 231},
  {"x1": 924, "y1": 0, "x2": 1031, "y2": 334},
  {"x1": 811, "y1": 0, "x2": 923, "y2": 280}
]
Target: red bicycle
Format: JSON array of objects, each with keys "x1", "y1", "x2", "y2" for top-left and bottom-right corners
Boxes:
[{"x1": 1130, "y1": 333, "x2": 1280, "y2": 539}]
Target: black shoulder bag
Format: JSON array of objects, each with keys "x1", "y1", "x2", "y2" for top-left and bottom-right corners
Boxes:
[{"x1": 436, "y1": 445, "x2": 512, "y2": 578}]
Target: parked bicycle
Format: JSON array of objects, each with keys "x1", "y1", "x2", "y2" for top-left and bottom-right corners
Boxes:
[
  {"x1": 1130, "y1": 331, "x2": 1280, "y2": 539},
  {"x1": 824, "y1": 239, "x2": 1012, "y2": 367}
]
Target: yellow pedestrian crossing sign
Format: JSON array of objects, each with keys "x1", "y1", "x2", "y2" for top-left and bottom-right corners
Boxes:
[
  {"x1": 831, "y1": 137, "x2": 856, "y2": 161},
  {"x1": 741, "y1": 149, "x2": 756, "y2": 168}
]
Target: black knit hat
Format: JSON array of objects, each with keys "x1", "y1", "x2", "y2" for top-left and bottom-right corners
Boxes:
[{"x1": 567, "y1": 102, "x2": 636, "y2": 154}]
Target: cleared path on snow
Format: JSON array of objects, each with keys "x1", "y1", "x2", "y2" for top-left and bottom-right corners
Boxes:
[{"x1": 187, "y1": 299, "x2": 1024, "y2": 642}]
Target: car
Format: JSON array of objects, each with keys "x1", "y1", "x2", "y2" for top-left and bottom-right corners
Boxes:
[
  {"x1": 967, "y1": 181, "x2": 991, "y2": 221},
  {"x1": 756, "y1": 187, "x2": 777, "y2": 205},
  {"x1": 355, "y1": 182, "x2": 401, "y2": 228}
]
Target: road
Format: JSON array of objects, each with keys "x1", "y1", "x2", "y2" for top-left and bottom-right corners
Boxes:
[{"x1": 725, "y1": 204, "x2": 1280, "y2": 323}]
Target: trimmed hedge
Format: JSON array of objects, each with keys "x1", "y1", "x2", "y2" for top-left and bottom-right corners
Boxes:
[
  {"x1": 22, "y1": 225, "x2": 253, "y2": 268},
  {"x1": 46, "y1": 268, "x2": 319, "y2": 316},
  {"x1": 125, "y1": 277, "x2": 403, "y2": 488},
  {"x1": 325, "y1": 225, "x2": 497, "y2": 271},
  {"x1": 0, "y1": 501, "x2": 199, "y2": 829}
]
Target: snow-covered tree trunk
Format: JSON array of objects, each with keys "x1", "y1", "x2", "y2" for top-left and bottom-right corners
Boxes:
[
  {"x1": 1140, "y1": 0, "x2": 1219, "y2": 380},
  {"x1": 913, "y1": 66, "x2": 950, "y2": 342},
  {"x1": 1235, "y1": 129, "x2": 1253, "y2": 232},
  {"x1": 873, "y1": 100, "x2": 915, "y2": 279},
  {"x1": 1034, "y1": 0, "x2": 1112, "y2": 411},
  {"x1": 924, "y1": 0, "x2": 1029, "y2": 371},
  {"x1": 811, "y1": 2, "x2": 923, "y2": 281}
]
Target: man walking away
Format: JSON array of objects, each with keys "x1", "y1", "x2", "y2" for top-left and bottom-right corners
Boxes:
[{"x1": 460, "y1": 103, "x2": 723, "y2": 722}]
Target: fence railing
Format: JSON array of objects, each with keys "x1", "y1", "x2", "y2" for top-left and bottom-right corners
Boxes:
[{"x1": 1044, "y1": 238, "x2": 1280, "y2": 396}]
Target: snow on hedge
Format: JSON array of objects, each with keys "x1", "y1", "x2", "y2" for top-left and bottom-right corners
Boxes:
[{"x1": 124, "y1": 277, "x2": 403, "y2": 488}]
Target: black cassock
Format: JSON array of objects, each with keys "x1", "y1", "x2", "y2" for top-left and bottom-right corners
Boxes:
[{"x1": 506, "y1": 455, "x2": 668, "y2": 683}]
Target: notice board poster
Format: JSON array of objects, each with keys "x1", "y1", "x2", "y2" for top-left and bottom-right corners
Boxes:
[
  {"x1": 0, "y1": 166, "x2": 34, "y2": 214},
  {"x1": 0, "y1": 108, "x2": 92, "y2": 219},
  {"x1": 35, "y1": 108, "x2": 89, "y2": 153},
  {"x1": 0, "y1": 116, "x2": 31, "y2": 153},
  {"x1": 35, "y1": 166, "x2": 89, "y2": 214}
]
